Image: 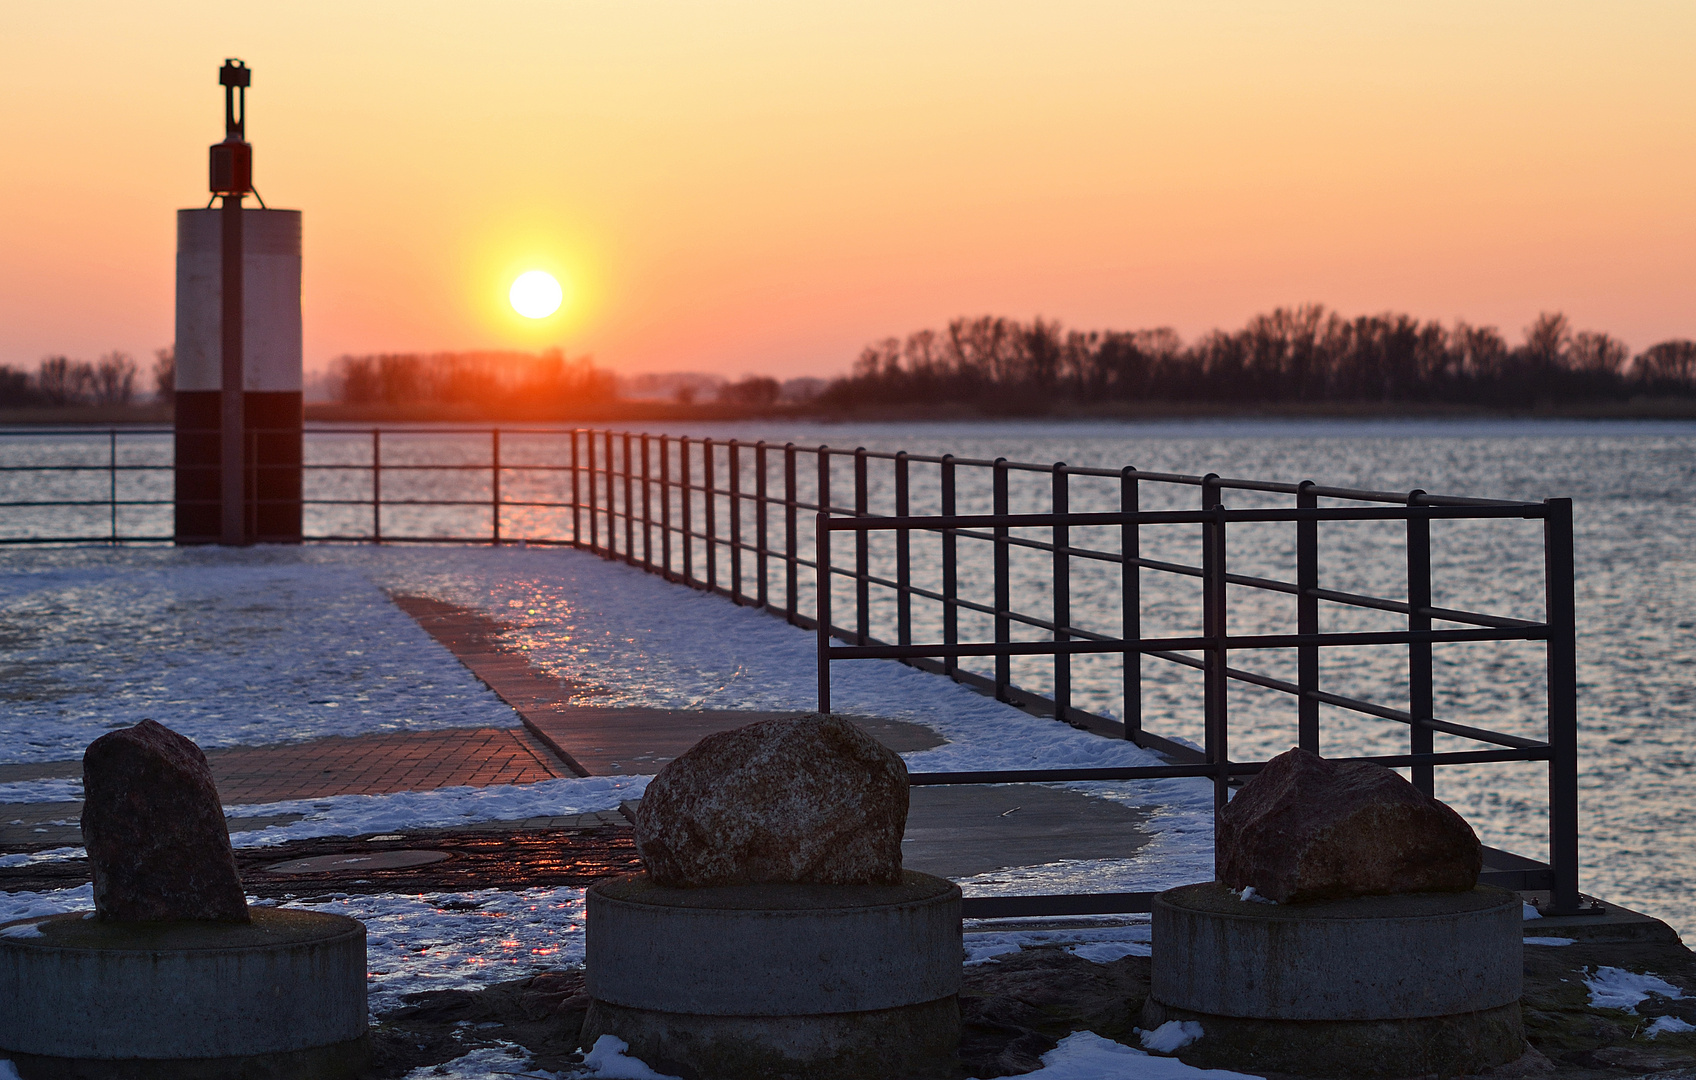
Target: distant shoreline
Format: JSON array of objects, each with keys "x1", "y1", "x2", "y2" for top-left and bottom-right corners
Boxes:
[{"x1": 3, "y1": 396, "x2": 1696, "y2": 427}]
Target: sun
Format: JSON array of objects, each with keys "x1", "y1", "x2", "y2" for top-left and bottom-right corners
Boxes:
[{"x1": 509, "y1": 270, "x2": 563, "y2": 319}]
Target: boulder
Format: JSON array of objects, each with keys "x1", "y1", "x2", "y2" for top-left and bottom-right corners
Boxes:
[
  {"x1": 1216, "y1": 747, "x2": 1481, "y2": 904},
  {"x1": 81, "y1": 719, "x2": 250, "y2": 922},
  {"x1": 633, "y1": 714, "x2": 908, "y2": 887}
]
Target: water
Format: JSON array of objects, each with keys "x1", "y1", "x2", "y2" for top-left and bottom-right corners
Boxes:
[{"x1": 3, "y1": 417, "x2": 1694, "y2": 938}]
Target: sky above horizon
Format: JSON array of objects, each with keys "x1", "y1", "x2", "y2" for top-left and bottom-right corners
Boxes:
[{"x1": 2, "y1": 2, "x2": 1693, "y2": 380}]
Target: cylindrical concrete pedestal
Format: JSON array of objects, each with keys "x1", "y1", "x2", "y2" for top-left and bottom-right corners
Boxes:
[
  {"x1": 0, "y1": 908, "x2": 366, "y2": 1079},
  {"x1": 583, "y1": 870, "x2": 961, "y2": 1080},
  {"x1": 1145, "y1": 883, "x2": 1524, "y2": 1078}
]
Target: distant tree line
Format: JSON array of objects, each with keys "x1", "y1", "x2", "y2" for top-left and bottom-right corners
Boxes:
[
  {"x1": 0, "y1": 350, "x2": 171, "y2": 407},
  {"x1": 817, "y1": 307, "x2": 1696, "y2": 411},
  {"x1": 330, "y1": 349, "x2": 614, "y2": 409}
]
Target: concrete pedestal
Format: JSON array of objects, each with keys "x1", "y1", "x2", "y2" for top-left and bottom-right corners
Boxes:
[
  {"x1": 1145, "y1": 883, "x2": 1523, "y2": 1078},
  {"x1": 583, "y1": 870, "x2": 961, "y2": 1080},
  {"x1": 0, "y1": 908, "x2": 366, "y2": 1079}
]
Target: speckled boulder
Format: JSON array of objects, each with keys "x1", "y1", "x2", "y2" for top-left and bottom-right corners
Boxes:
[
  {"x1": 81, "y1": 719, "x2": 249, "y2": 922},
  {"x1": 633, "y1": 714, "x2": 908, "y2": 887},
  {"x1": 1217, "y1": 747, "x2": 1481, "y2": 904}
]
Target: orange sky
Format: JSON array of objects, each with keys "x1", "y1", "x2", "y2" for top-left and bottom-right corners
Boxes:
[{"x1": 2, "y1": 2, "x2": 1693, "y2": 379}]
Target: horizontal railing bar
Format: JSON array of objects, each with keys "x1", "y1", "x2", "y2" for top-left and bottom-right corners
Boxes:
[
  {"x1": 1132, "y1": 652, "x2": 1545, "y2": 749},
  {"x1": 0, "y1": 536, "x2": 177, "y2": 544},
  {"x1": 0, "y1": 464, "x2": 173, "y2": 472},
  {"x1": 0, "y1": 500, "x2": 174, "y2": 508},
  {"x1": 911, "y1": 745, "x2": 1549, "y2": 787},
  {"x1": 825, "y1": 506, "x2": 1547, "y2": 531},
  {"x1": 828, "y1": 625, "x2": 1546, "y2": 660}
]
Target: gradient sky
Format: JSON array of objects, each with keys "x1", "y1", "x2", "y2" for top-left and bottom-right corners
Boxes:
[{"x1": 2, "y1": 2, "x2": 1693, "y2": 379}]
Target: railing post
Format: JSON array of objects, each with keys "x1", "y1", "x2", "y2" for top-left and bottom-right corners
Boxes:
[
  {"x1": 680, "y1": 436, "x2": 692, "y2": 583},
  {"x1": 109, "y1": 429, "x2": 118, "y2": 542},
  {"x1": 372, "y1": 429, "x2": 382, "y2": 543},
  {"x1": 605, "y1": 430, "x2": 618, "y2": 560},
  {"x1": 659, "y1": 436, "x2": 672, "y2": 579},
  {"x1": 854, "y1": 447, "x2": 869, "y2": 645},
  {"x1": 1121, "y1": 467, "x2": 1139, "y2": 740},
  {"x1": 570, "y1": 430, "x2": 581, "y2": 548},
  {"x1": 755, "y1": 441, "x2": 769, "y2": 610},
  {"x1": 942, "y1": 455, "x2": 958, "y2": 679},
  {"x1": 703, "y1": 438, "x2": 717, "y2": 591},
  {"x1": 1545, "y1": 497, "x2": 1580, "y2": 914},
  {"x1": 729, "y1": 439, "x2": 743, "y2": 602},
  {"x1": 816, "y1": 512, "x2": 832, "y2": 714},
  {"x1": 1297, "y1": 480, "x2": 1319, "y2": 752},
  {"x1": 1407, "y1": 490, "x2": 1435, "y2": 796},
  {"x1": 623, "y1": 431, "x2": 635, "y2": 564},
  {"x1": 587, "y1": 429, "x2": 599, "y2": 553},
  {"x1": 895, "y1": 451, "x2": 911, "y2": 647},
  {"x1": 1053, "y1": 463, "x2": 1071, "y2": 723},
  {"x1": 784, "y1": 443, "x2": 798, "y2": 623},
  {"x1": 641, "y1": 433, "x2": 653, "y2": 570},
  {"x1": 491, "y1": 428, "x2": 502, "y2": 545},
  {"x1": 993, "y1": 457, "x2": 1011, "y2": 701},
  {"x1": 1201, "y1": 474, "x2": 1230, "y2": 826},
  {"x1": 817, "y1": 447, "x2": 831, "y2": 632}
]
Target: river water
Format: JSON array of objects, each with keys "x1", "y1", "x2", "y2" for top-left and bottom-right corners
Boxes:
[{"x1": 3, "y1": 417, "x2": 1693, "y2": 938}]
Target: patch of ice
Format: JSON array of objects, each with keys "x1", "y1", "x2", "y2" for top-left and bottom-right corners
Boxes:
[
  {"x1": 1068, "y1": 940, "x2": 1151, "y2": 963},
  {"x1": 401, "y1": 1041, "x2": 563, "y2": 1078},
  {"x1": 581, "y1": 1034, "x2": 684, "y2": 1078},
  {"x1": 0, "y1": 549, "x2": 519, "y2": 764},
  {"x1": 973, "y1": 1030, "x2": 1258, "y2": 1079},
  {"x1": 0, "y1": 921, "x2": 45, "y2": 939},
  {"x1": 951, "y1": 845, "x2": 1208, "y2": 899},
  {"x1": 280, "y1": 887, "x2": 585, "y2": 1017},
  {"x1": 1585, "y1": 966, "x2": 1685, "y2": 1012},
  {"x1": 0, "y1": 778, "x2": 82, "y2": 803},
  {"x1": 224, "y1": 776, "x2": 645, "y2": 846},
  {"x1": 1140, "y1": 1020, "x2": 1205, "y2": 1053},
  {"x1": 0, "y1": 884, "x2": 92, "y2": 922},
  {"x1": 964, "y1": 923, "x2": 1151, "y2": 966},
  {"x1": 1645, "y1": 1016, "x2": 1696, "y2": 1039},
  {"x1": 1522, "y1": 902, "x2": 1542, "y2": 920},
  {"x1": 0, "y1": 847, "x2": 84, "y2": 868},
  {"x1": 1524, "y1": 936, "x2": 1577, "y2": 946}
]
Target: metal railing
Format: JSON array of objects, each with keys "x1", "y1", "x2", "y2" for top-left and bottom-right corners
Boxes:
[{"x1": 0, "y1": 425, "x2": 1581, "y2": 916}]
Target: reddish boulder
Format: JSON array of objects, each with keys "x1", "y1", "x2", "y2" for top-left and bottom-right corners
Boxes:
[
  {"x1": 1217, "y1": 747, "x2": 1481, "y2": 904},
  {"x1": 81, "y1": 719, "x2": 249, "y2": 922},
  {"x1": 633, "y1": 714, "x2": 908, "y2": 887}
]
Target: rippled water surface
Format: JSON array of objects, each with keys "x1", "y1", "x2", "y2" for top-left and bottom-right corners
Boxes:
[{"x1": 3, "y1": 418, "x2": 1694, "y2": 937}]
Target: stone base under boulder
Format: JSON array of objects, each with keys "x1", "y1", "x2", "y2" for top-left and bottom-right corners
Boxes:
[
  {"x1": 1148, "y1": 882, "x2": 1525, "y2": 1078},
  {"x1": 0, "y1": 908, "x2": 366, "y2": 1079},
  {"x1": 584, "y1": 870, "x2": 961, "y2": 1080},
  {"x1": 1140, "y1": 998, "x2": 1525, "y2": 1079},
  {"x1": 1, "y1": 1038, "x2": 370, "y2": 1080},
  {"x1": 582, "y1": 997, "x2": 960, "y2": 1080}
]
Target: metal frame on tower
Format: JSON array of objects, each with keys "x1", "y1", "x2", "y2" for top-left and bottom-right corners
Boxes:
[{"x1": 211, "y1": 59, "x2": 252, "y2": 546}]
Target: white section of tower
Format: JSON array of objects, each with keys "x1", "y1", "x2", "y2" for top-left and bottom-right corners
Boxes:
[{"x1": 174, "y1": 209, "x2": 303, "y2": 392}]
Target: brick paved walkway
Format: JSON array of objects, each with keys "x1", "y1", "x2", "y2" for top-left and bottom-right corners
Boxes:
[
  {"x1": 0, "y1": 726, "x2": 570, "y2": 802},
  {"x1": 204, "y1": 725, "x2": 569, "y2": 803},
  {"x1": 390, "y1": 592, "x2": 942, "y2": 775}
]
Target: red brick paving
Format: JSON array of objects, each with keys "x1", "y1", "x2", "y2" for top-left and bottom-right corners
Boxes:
[
  {"x1": 391, "y1": 592, "x2": 942, "y2": 776},
  {"x1": 203, "y1": 725, "x2": 569, "y2": 803}
]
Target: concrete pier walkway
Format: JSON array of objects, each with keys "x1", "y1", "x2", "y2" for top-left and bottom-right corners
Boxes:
[{"x1": 2, "y1": 591, "x2": 1153, "y2": 880}]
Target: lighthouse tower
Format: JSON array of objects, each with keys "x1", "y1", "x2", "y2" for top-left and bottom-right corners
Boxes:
[{"x1": 173, "y1": 59, "x2": 303, "y2": 544}]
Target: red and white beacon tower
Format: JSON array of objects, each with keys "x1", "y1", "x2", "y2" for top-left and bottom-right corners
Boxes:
[{"x1": 174, "y1": 59, "x2": 303, "y2": 545}]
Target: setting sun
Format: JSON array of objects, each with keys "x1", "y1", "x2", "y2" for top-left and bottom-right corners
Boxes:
[{"x1": 509, "y1": 271, "x2": 563, "y2": 320}]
